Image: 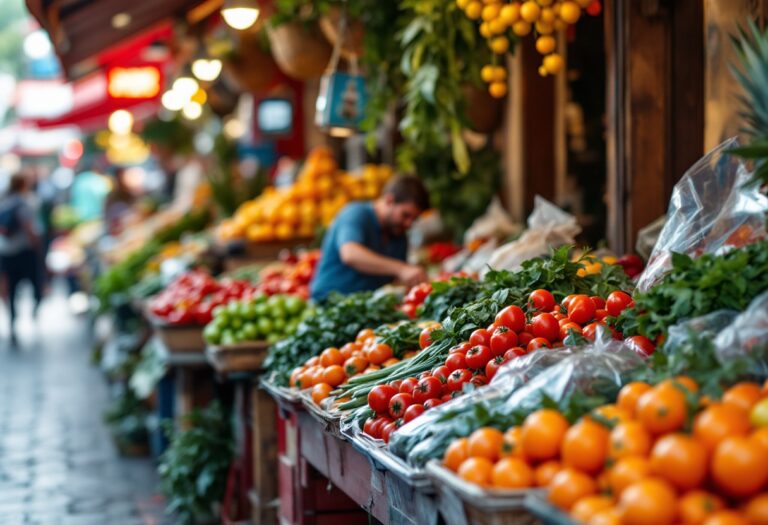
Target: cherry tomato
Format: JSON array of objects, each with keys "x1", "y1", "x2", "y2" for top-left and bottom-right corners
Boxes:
[
  {"x1": 561, "y1": 294, "x2": 585, "y2": 311},
  {"x1": 465, "y1": 345, "x2": 493, "y2": 370},
  {"x1": 532, "y1": 313, "x2": 560, "y2": 342},
  {"x1": 490, "y1": 326, "x2": 518, "y2": 356},
  {"x1": 590, "y1": 296, "x2": 606, "y2": 310},
  {"x1": 469, "y1": 328, "x2": 492, "y2": 347},
  {"x1": 418, "y1": 371, "x2": 432, "y2": 380},
  {"x1": 414, "y1": 376, "x2": 443, "y2": 403},
  {"x1": 449, "y1": 342, "x2": 472, "y2": 354},
  {"x1": 363, "y1": 417, "x2": 377, "y2": 437},
  {"x1": 423, "y1": 398, "x2": 443, "y2": 410},
  {"x1": 403, "y1": 404, "x2": 425, "y2": 423},
  {"x1": 401, "y1": 303, "x2": 417, "y2": 319},
  {"x1": 432, "y1": 366, "x2": 450, "y2": 383},
  {"x1": 445, "y1": 352, "x2": 468, "y2": 371},
  {"x1": 567, "y1": 296, "x2": 596, "y2": 325},
  {"x1": 368, "y1": 385, "x2": 398, "y2": 414},
  {"x1": 389, "y1": 379, "x2": 403, "y2": 391},
  {"x1": 442, "y1": 391, "x2": 461, "y2": 402},
  {"x1": 625, "y1": 335, "x2": 655, "y2": 357},
  {"x1": 495, "y1": 305, "x2": 526, "y2": 333},
  {"x1": 399, "y1": 377, "x2": 419, "y2": 395},
  {"x1": 594, "y1": 309, "x2": 608, "y2": 322},
  {"x1": 504, "y1": 347, "x2": 527, "y2": 361},
  {"x1": 369, "y1": 416, "x2": 391, "y2": 439},
  {"x1": 470, "y1": 373, "x2": 488, "y2": 387},
  {"x1": 381, "y1": 421, "x2": 397, "y2": 443},
  {"x1": 606, "y1": 291, "x2": 634, "y2": 317},
  {"x1": 447, "y1": 369, "x2": 472, "y2": 392},
  {"x1": 388, "y1": 393, "x2": 414, "y2": 419},
  {"x1": 485, "y1": 356, "x2": 507, "y2": 380},
  {"x1": 559, "y1": 322, "x2": 583, "y2": 341},
  {"x1": 419, "y1": 326, "x2": 437, "y2": 350},
  {"x1": 527, "y1": 337, "x2": 551, "y2": 351},
  {"x1": 529, "y1": 289, "x2": 556, "y2": 312},
  {"x1": 518, "y1": 331, "x2": 534, "y2": 347},
  {"x1": 582, "y1": 322, "x2": 601, "y2": 341}
]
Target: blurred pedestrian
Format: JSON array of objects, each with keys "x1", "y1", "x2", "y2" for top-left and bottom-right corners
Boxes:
[
  {"x1": 0, "y1": 173, "x2": 43, "y2": 346},
  {"x1": 104, "y1": 167, "x2": 135, "y2": 235}
]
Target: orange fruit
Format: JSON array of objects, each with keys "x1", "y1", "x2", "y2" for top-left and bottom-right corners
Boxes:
[
  {"x1": 490, "y1": 457, "x2": 534, "y2": 489},
  {"x1": 752, "y1": 427, "x2": 768, "y2": 452},
  {"x1": 589, "y1": 508, "x2": 621, "y2": 525},
  {"x1": 306, "y1": 356, "x2": 320, "y2": 367},
  {"x1": 500, "y1": 426, "x2": 526, "y2": 458},
  {"x1": 702, "y1": 511, "x2": 750, "y2": 525},
  {"x1": 723, "y1": 382, "x2": 763, "y2": 412},
  {"x1": 636, "y1": 383, "x2": 688, "y2": 435},
  {"x1": 649, "y1": 433, "x2": 708, "y2": 491},
  {"x1": 670, "y1": 375, "x2": 700, "y2": 393},
  {"x1": 343, "y1": 356, "x2": 367, "y2": 377},
  {"x1": 618, "y1": 477, "x2": 678, "y2": 525},
  {"x1": 609, "y1": 421, "x2": 652, "y2": 460},
  {"x1": 289, "y1": 367, "x2": 304, "y2": 387},
  {"x1": 297, "y1": 368, "x2": 317, "y2": 389},
  {"x1": 339, "y1": 342, "x2": 361, "y2": 360},
  {"x1": 711, "y1": 436, "x2": 768, "y2": 498},
  {"x1": 548, "y1": 467, "x2": 597, "y2": 511},
  {"x1": 444, "y1": 438, "x2": 469, "y2": 472},
  {"x1": 609, "y1": 456, "x2": 652, "y2": 497},
  {"x1": 677, "y1": 490, "x2": 725, "y2": 525},
  {"x1": 571, "y1": 495, "x2": 614, "y2": 523},
  {"x1": 321, "y1": 365, "x2": 346, "y2": 387},
  {"x1": 467, "y1": 427, "x2": 505, "y2": 461},
  {"x1": 356, "y1": 328, "x2": 375, "y2": 343},
  {"x1": 617, "y1": 382, "x2": 652, "y2": 417},
  {"x1": 561, "y1": 419, "x2": 610, "y2": 474},
  {"x1": 592, "y1": 404, "x2": 631, "y2": 424},
  {"x1": 534, "y1": 460, "x2": 561, "y2": 487},
  {"x1": 745, "y1": 493, "x2": 768, "y2": 525},
  {"x1": 521, "y1": 409, "x2": 570, "y2": 461},
  {"x1": 382, "y1": 357, "x2": 400, "y2": 367},
  {"x1": 457, "y1": 457, "x2": 494, "y2": 487},
  {"x1": 693, "y1": 403, "x2": 750, "y2": 452},
  {"x1": 311, "y1": 383, "x2": 333, "y2": 404}
]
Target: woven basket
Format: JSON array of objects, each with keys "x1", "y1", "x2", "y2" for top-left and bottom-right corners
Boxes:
[
  {"x1": 223, "y1": 33, "x2": 280, "y2": 93},
  {"x1": 464, "y1": 84, "x2": 506, "y2": 134},
  {"x1": 267, "y1": 22, "x2": 333, "y2": 80},
  {"x1": 318, "y1": 6, "x2": 365, "y2": 60}
]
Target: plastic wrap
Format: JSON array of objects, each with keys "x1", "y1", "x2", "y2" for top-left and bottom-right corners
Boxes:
[
  {"x1": 390, "y1": 338, "x2": 643, "y2": 467},
  {"x1": 715, "y1": 291, "x2": 768, "y2": 377},
  {"x1": 463, "y1": 196, "x2": 522, "y2": 244},
  {"x1": 637, "y1": 137, "x2": 768, "y2": 291},
  {"x1": 483, "y1": 196, "x2": 581, "y2": 275}
]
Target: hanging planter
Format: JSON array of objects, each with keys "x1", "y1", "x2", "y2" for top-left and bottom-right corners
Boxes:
[
  {"x1": 267, "y1": 21, "x2": 333, "y2": 80},
  {"x1": 222, "y1": 33, "x2": 280, "y2": 93},
  {"x1": 463, "y1": 84, "x2": 505, "y2": 134},
  {"x1": 318, "y1": 6, "x2": 365, "y2": 60}
]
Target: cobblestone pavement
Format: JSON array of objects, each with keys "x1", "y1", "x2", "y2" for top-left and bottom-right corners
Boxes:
[{"x1": 0, "y1": 285, "x2": 169, "y2": 524}]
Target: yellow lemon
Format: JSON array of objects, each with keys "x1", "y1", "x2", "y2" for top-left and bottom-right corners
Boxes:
[
  {"x1": 536, "y1": 35, "x2": 556, "y2": 55},
  {"x1": 456, "y1": 0, "x2": 471, "y2": 8},
  {"x1": 489, "y1": 82, "x2": 508, "y2": 99},
  {"x1": 492, "y1": 66, "x2": 507, "y2": 82},
  {"x1": 751, "y1": 399, "x2": 768, "y2": 428},
  {"x1": 540, "y1": 7, "x2": 556, "y2": 23},
  {"x1": 512, "y1": 20, "x2": 532, "y2": 36},
  {"x1": 482, "y1": 3, "x2": 501, "y2": 21},
  {"x1": 479, "y1": 22, "x2": 492, "y2": 38},
  {"x1": 543, "y1": 53, "x2": 564, "y2": 74},
  {"x1": 481, "y1": 65, "x2": 496, "y2": 83},
  {"x1": 535, "y1": 21, "x2": 554, "y2": 34},
  {"x1": 489, "y1": 36, "x2": 510, "y2": 54},
  {"x1": 489, "y1": 18, "x2": 507, "y2": 34},
  {"x1": 520, "y1": 1, "x2": 541, "y2": 23},
  {"x1": 558, "y1": 1, "x2": 582, "y2": 24},
  {"x1": 499, "y1": 3, "x2": 521, "y2": 25},
  {"x1": 465, "y1": 1, "x2": 483, "y2": 19}
]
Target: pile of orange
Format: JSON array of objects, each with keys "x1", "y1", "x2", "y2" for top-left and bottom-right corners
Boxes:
[
  {"x1": 443, "y1": 377, "x2": 768, "y2": 525},
  {"x1": 289, "y1": 323, "x2": 433, "y2": 404},
  {"x1": 218, "y1": 147, "x2": 393, "y2": 243}
]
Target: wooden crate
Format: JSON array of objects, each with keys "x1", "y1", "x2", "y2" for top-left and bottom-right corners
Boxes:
[
  {"x1": 250, "y1": 387, "x2": 279, "y2": 525},
  {"x1": 150, "y1": 315, "x2": 206, "y2": 353},
  {"x1": 206, "y1": 342, "x2": 270, "y2": 374}
]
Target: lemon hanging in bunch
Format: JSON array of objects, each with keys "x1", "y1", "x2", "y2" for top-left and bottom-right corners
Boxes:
[
  {"x1": 542, "y1": 53, "x2": 564, "y2": 75},
  {"x1": 512, "y1": 20, "x2": 532, "y2": 36},
  {"x1": 520, "y1": 1, "x2": 541, "y2": 23},
  {"x1": 489, "y1": 82, "x2": 507, "y2": 99},
  {"x1": 499, "y1": 3, "x2": 521, "y2": 25},
  {"x1": 465, "y1": 1, "x2": 483, "y2": 19},
  {"x1": 558, "y1": 1, "x2": 582, "y2": 24},
  {"x1": 536, "y1": 35, "x2": 556, "y2": 55},
  {"x1": 490, "y1": 36, "x2": 510, "y2": 54}
]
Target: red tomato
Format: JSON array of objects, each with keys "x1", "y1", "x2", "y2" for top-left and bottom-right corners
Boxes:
[
  {"x1": 590, "y1": 296, "x2": 606, "y2": 310},
  {"x1": 561, "y1": 294, "x2": 586, "y2": 311},
  {"x1": 368, "y1": 385, "x2": 398, "y2": 414},
  {"x1": 485, "y1": 356, "x2": 506, "y2": 380},
  {"x1": 553, "y1": 312, "x2": 567, "y2": 321},
  {"x1": 518, "y1": 331, "x2": 534, "y2": 347},
  {"x1": 582, "y1": 322, "x2": 601, "y2": 341},
  {"x1": 495, "y1": 305, "x2": 526, "y2": 333},
  {"x1": 381, "y1": 421, "x2": 397, "y2": 443},
  {"x1": 403, "y1": 404, "x2": 425, "y2": 423},
  {"x1": 532, "y1": 313, "x2": 560, "y2": 342},
  {"x1": 490, "y1": 326, "x2": 518, "y2": 356},
  {"x1": 418, "y1": 371, "x2": 432, "y2": 380},
  {"x1": 504, "y1": 347, "x2": 527, "y2": 361},
  {"x1": 445, "y1": 352, "x2": 467, "y2": 371},
  {"x1": 595, "y1": 309, "x2": 608, "y2": 322},
  {"x1": 469, "y1": 328, "x2": 492, "y2": 347},
  {"x1": 527, "y1": 337, "x2": 552, "y2": 351},
  {"x1": 419, "y1": 326, "x2": 437, "y2": 350},
  {"x1": 369, "y1": 417, "x2": 391, "y2": 439},
  {"x1": 432, "y1": 366, "x2": 450, "y2": 383},
  {"x1": 447, "y1": 369, "x2": 472, "y2": 392},
  {"x1": 423, "y1": 398, "x2": 443, "y2": 410},
  {"x1": 363, "y1": 417, "x2": 377, "y2": 437},
  {"x1": 465, "y1": 345, "x2": 493, "y2": 370},
  {"x1": 559, "y1": 322, "x2": 583, "y2": 341},
  {"x1": 388, "y1": 393, "x2": 414, "y2": 419},
  {"x1": 625, "y1": 335, "x2": 655, "y2": 357},
  {"x1": 567, "y1": 296, "x2": 596, "y2": 325},
  {"x1": 399, "y1": 377, "x2": 419, "y2": 395},
  {"x1": 529, "y1": 289, "x2": 556, "y2": 312},
  {"x1": 449, "y1": 342, "x2": 472, "y2": 354},
  {"x1": 414, "y1": 376, "x2": 442, "y2": 403},
  {"x1": 470, "y1": 374, "x2": 487, "y2": 387},
  {"x1": 606, "y1": 291, "x2": 634, "y2": 317},
  {"x1": 402, "y1": 303, "x2": 417, "y2": 319},
  {"x1": 389, "y1": 379, "x2": 403, "y2": 391}
]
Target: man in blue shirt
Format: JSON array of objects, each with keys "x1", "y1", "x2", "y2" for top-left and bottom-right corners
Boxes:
[{"x1": 311, "y1": 175, "x2": 430, "y2": 301}]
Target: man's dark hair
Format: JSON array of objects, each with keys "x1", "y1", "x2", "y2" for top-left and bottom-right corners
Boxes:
[
  {"x1": 382, "y1": 175, "x2": 430, "y2": 211},
  {"x1": 8, "y1": 173, "x2": 27, "y2": 195}
]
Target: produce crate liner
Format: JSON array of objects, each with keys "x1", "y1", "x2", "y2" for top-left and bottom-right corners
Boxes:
[
  {"x1": 715, "y1": 291, "x2": 768, "y2": 376},
  {"x1": 390, "y1": 336, "x2": 643, "y2": 467},
  {"x1": 637, "y1": 137, "x2": 768, "y2": 291}
]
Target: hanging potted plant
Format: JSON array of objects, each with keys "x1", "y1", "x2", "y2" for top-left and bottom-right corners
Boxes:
[
  {"x1": 220, "y1": 30, "x2": 281, "y2": 93},
  {"x1": 318, "y1": 4, "x2": 365, "y2": 60},
  {"x1": 267, "y1": 1, "x2": 333, "y2": 80}
]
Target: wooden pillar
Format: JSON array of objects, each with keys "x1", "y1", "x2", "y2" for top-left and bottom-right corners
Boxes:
[{"x1": 606, "y1": 0, "x2": 704, "y2": 252}]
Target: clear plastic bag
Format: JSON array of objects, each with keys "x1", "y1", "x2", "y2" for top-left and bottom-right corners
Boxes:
[
  {"x1": 389, "y1": 337, "x2": 643, "y2": 467},
  {"x1": 715, "y1": 291, "x2": 768, "y2": 377},
  {"x1": 637, "y1": 137, "x2": 768, "y2": 291},
  {"x1": 483, "y1": 196, "x2": 581, "y2": 275}
]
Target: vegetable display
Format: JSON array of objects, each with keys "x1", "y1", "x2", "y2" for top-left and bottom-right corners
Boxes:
[{"x1": 203, "y1": 294, "x2": 311, "y2": 345}]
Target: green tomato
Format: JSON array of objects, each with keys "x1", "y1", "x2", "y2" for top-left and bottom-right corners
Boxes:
[
  {"x1": 242, "y1": 322, "x2": 258, "y2": 340},
  {"x1": 227, "y1": 301, "x2": 241, "y2": 315},
  {"x1": 257, "y1": 317, "x2": 273, "y2": 336},
  {"x1": 244, "y1": 302, "x2": 259, "y2": 320},
  {"x1": 284, "y1": 296, "x2": 305, "y2": 316},
  {"x1": 203, "y1": 324, "x2": 221, "y2": 344},
  {"x1": 267, "y1": 294, "x2": 286, "y2": 309},
  {"x1": 271, "y1": 317, "x2": 285, "y2": 334},
  {"x1": 253, "y1": 293, "x2": 268, "y2": 304},
  {"x1": 285, "y1": 320, "x2": 299, "y2": 335},
  {"x1": 212, "y1": 305, "x2": 228, "y2": 320},
  {"x1": 267, "y1": 333, "x2": 281, "y2": 344},
  {"x1": 230, "y1": 317, "x2": 243, "y2": 330},
  {"x1": 254, "y1": 302, "x2": 270, "y2": 317},
  {"x1": 221, "y1": 330, "x2": 235, "y2": 345}
]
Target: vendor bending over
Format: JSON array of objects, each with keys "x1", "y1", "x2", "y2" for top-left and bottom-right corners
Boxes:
[{"x1": 311, "y1": 175, "x2": 430, "y2": 301}]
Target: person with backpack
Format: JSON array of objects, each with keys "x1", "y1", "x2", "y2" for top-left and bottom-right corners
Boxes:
[{"x1": 0, "y1": 173, "x2": 43, "y2": 346}]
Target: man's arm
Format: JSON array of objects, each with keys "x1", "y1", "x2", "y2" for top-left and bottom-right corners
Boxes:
[{"x1": 339, "y1": 242, "x2": 427, "y2": 286}]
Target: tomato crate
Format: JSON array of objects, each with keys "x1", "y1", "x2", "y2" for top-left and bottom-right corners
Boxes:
[
  {"x1": 298, "y1": 389, "x2": 344, "y2": 439},
  {"x1": 206, "y1": 341, "x2": 270, "y2": 374},
  {"x1": 425, "y1": 460, "x2": 544, "y2": 525}
]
